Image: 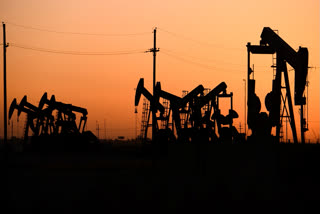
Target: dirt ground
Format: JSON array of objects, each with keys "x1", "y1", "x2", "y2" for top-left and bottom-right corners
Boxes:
[{"x1": 4, "y1": 143, "x2": 320, "y2": 213}]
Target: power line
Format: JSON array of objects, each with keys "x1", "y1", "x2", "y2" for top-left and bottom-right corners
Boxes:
[
  {"x1": 158, "y1": 27, "x2": 243, "y2": 51},
  {"x1": 10, "y1": 43, "x2": 146, "y2": 56},
  {"x1": 161, "y1": 50, "x2": 240, "y2": 72},
  {"x1": 161, "y1": 48, "x2": 246, "y2": 67},
  {"x1": 162, "y1": 48, "x2": 273, "y2": 69},
  {"x1": 6, "y1": 21, "x2": 151, "y2": 37}
]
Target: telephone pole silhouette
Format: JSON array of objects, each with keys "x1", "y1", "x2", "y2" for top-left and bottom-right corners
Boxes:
[
  {"x1": 96, "y1": 121, "x2": 100, "y2": 140},
  {"x1": 3, "y1": 22, "x2": 8, "y2": 145},
  {"x1": 243, "y1": 79, "x2": 246, "y2": 139},
  {"x1": 146, "y1": 27, "x2": 159, "y2": 143},
  {"x1": 104, "y1": 119, "x2": 106, "y2": 140}
]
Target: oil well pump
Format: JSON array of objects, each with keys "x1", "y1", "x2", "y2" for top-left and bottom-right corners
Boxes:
[
  {"x1": 155, "y1": 81, "x2": 205, "y2": 142},
  {"x1": 135, "y1": 78, "x2": 166, "y2": 141},
  {"x1": 9, "y1": 92, "x2": 97, "y2": 147},
  {"x1": 9, "y1": 97, "x2": 40, "y2": 141},
  {"x1": 247, "y1": 27, "x2": 309, "y2": 143},
  {"x1": 135, "y1": 78, "x2": 242, "y2": 143},
  {"x1": 191, "y1": 82, "x2": 242, "y2": 143}
]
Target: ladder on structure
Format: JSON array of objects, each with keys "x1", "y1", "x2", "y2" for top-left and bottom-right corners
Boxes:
[
  {"x1": 180, "y1": 90, "x2": 189, "y2": 128},
  {"x1": 140, "y1": 98, "x2": 150, "y2": 139},
  {"x1": 161, "y1": 98, "x2": 170, "y2": 129}
]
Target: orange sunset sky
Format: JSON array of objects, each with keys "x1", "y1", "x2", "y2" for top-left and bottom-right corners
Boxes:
[{"x1": 0, "y1": 0, "x2": 319, "y2": 141}]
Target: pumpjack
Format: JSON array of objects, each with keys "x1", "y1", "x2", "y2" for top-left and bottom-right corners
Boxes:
[
  {"x1": 155, "y1": 82, "x2": 204, "y2": 142},
  {"x1": 190, "y1": 82, "x2": 239, "y2": 143},
  {"x1": 39, "y1": 92, "x2": 88, "y2": 135},
  {"x1": 188, "y1": 82, "x2": 242, "y2": 143},
  {"x1": 247, "y1": 27, "x2": 309, "y2": 143},
  {"x1": 9, "y1": 92, "x2": 97, "y2": 149},
  {"x1": 135, "y1": 78, "x2": 167, "y2": 141},
  {"x1": 9, "y1": 97, "x2": 40, "y2": 141},
  {"x1": 135, "y1": 78, "x2": 242, "y2": 144}
]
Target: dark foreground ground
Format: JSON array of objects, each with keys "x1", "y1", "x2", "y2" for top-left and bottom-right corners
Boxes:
[{"x1": 4, "y1": 142, "x2": 320, "y2": 213}]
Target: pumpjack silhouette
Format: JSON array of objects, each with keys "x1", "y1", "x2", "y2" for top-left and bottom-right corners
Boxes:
[
  {"x1": 135, "y1": 78, "x2": 243, "y2": 144},
  {"x1": 9, "y1": 92, "x2": 98, "y2": 151},
  {"x1": 247, "y1": 27, "x2": 309, "y2": 144}
]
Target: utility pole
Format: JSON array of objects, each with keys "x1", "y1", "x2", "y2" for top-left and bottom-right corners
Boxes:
[
  {"x1": 301, "y1": 106, "x2": 305, "y2": 144},
  {"x1": 147, "y1": 27, "x2": 159, "y2": 143},
  {"x1": 96, "y1": 121, "x2": 100, "y2": 139},
  {"x1": 246, "y1": 43, "x2": 250, "y2": 142},
  {"x1": 134, "y1": 88, "x2": 138, "y2": 140},
  {"x1": 104, "y1": 119, "x2": 106, "y2": 140},
  {"x1": 11, "y1": 119, "x2": 13, "y2": 140},
  {"x1": 3, "y1": 22, "x2": 8, "y2": 145},
  {"x1": 243, "y1": 79, "x2": 246, "y2": 139}
]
